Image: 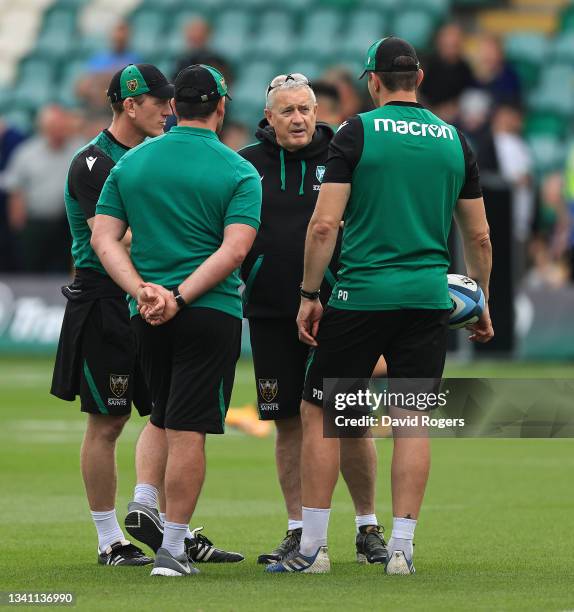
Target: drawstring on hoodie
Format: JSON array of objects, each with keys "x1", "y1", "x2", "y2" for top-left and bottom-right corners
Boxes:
[
  {"x1": 279, "y1": 149, "x2": 306, "y2": 196},
  {"x1": 279, "y1": 149, "x2": 286, "y2": 191}
]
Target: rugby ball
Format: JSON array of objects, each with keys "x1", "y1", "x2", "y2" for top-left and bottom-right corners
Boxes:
[{"x1": 448, "y1": 274, "x2": 485, "y2": 329}]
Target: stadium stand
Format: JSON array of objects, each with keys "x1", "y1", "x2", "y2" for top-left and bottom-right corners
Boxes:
[{"x1": 0, "y1": 0, "x2": 572, "y2": 174}]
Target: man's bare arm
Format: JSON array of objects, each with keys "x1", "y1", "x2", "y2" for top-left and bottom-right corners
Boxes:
[
  {"x1": 178, "y1": 223, "x2": 257, "y2": 304},
  {"x1": 454, "y1": 196, "x2": 494, "y2": 342},
  {"x1": 90, "y1": 214, "x2": 144, "y2": 297},
  {"x1": 454, "y1": 197, "x2": 492, "y2": 300},
  {"x1": 8, "y1": 191, "x2": 26, "y2": 231},
  {"x1": 302, "y1": 182, "x2": 350, "y2": 292}
]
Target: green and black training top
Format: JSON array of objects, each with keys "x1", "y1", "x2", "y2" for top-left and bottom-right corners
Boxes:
[{"x1": 324, "y1": 101, "x2": 482, "y2": 312}]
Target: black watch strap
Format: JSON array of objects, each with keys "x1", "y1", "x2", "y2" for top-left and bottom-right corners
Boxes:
[
  {"x1": 300, "y1": 286, "x2": 320, "y2": 300},
  {"x1": 172, "y1": 287, "x2": 186, "y2": 309}
]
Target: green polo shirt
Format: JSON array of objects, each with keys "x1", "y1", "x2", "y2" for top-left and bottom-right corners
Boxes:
[{"x1": 96, "y1": 126, "x2": 262, "y2": 319}]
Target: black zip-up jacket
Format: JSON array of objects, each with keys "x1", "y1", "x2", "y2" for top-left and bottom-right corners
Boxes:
[{"x1": 239, "y1": 119, "x2": 341, "y2": 319}]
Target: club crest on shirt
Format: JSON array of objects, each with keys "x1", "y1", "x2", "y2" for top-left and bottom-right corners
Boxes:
[
  {"x1": 110, "y1": 374, "x2": 129, "y2": 397},
  {"x1": 258, "y1": 379, "x2": 278, "y2": 403},
  {"x1": 316, "y1": 165, "x2": 325, "y2": 183}
]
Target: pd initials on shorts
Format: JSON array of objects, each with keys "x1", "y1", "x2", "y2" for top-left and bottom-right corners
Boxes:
[
  {"x1": 303, "y1": 307, "x2": 450, "y2": 409},
  {"x1": 132, "y1": 307, "x2": 242, "y2": 433}
]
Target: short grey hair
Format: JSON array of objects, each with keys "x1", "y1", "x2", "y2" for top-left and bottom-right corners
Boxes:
[{"x1": 265, "y1": 75, "x2": 316, "y2": 109}]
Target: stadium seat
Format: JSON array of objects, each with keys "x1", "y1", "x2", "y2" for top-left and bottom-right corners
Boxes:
[
  {"x1": 1, "y1": 109, "x2": 34, "y2": 133},
  {"x1": 524, "y1": 113, "x2": 567, "y2": 140},
  {"x1": 211, "y1": 9, "x2": 252, "y2": 60},
  {"x1": 129, "y1": 9, "x2": 166, "y2": 57},
  {"x1": 548, "y1": 32, "x2": 574, "y2": 64},
  {"x1": 361, "y1": 0, "x2": 405, "y2": 13},
  {"x1": 527, "y1": 135, "x2": 567, "y2": 175},
  {"x1": 233, "y1": 60, "x2": 277, "y2": 111},
  {"x1": 559, "y1": 1, "x2": 574, "y2": 32},
  {"x1": 56, "y1": 58, "x2": 88, "y2": 106},
  {"x1": 392, "y1": 10, "x2": 437, "y2": 50},
  {"x1": 505, "y1": 32, "x2": 549, "y2": 67},
  {"x1": 296, "y1": 8, "x2": 343, "y2": 59},
  {"x1": 340, "y1": 10, "x2": 387, "y2": 56},
  {"x1": 248, "y1": 11, "x2": 294, "y2": 60},
  {"x1": 528, "y1": 64, "x2": 574, "y2": 117},
  {"x1": 407, "y1": 0, "x2": 450, "y2": 19}
]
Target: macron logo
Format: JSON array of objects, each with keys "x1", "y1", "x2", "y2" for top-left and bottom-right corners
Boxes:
[
  {"x1": 86, "y1": 156, "x2": 97, "y2": 171},
  {"x1": 374, "y1": 118, "x2": 453, "y2": 140}
]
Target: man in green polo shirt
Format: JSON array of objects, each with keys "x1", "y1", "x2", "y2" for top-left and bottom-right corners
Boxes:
[
  {"x1": 268, "y1": 37, "x2": 493, "y2": 575},
  {"x1": 91, "y1": 64, "x2": 262, "y2": 577}
]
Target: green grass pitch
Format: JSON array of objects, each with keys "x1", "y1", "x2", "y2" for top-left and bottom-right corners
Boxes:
[{"x1": 0, "y1": 356, "x2": 573, "y2": 611}]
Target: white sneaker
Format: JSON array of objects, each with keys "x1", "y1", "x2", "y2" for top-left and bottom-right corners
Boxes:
[{"x1": 385, "y1": 550, "x2": 416, "y2": 575}]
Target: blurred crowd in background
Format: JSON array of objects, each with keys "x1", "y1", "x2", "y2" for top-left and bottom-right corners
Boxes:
[{"x1": 0, "y1": 11, "x2": 572, "y2": 290}]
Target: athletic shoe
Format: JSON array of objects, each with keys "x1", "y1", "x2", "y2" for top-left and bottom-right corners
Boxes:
[
  {"x1": 185, "y1": 527, "x2": 244, "y2": 563},
  {"x1": 356, "y1": 524, "x2": 388, "y2": 565},
  {"x1": 257, "y1": 528, "x2": 302, "y2": 564},
  {"x1": 385, "y1": 550, "x2": 416, "y2": 575},
  {"x1": 97, "y1": 540, "x2": 153, "y2": 566},
  {"x1": 265, "y1": 546, "x2": 330, "y2": 574},
  {"x1": 124, "y1": 501, "x2": 163, "y2": 552},
  {"x1": 150, "y1": 547, "x2": 200, "y2": 577}
]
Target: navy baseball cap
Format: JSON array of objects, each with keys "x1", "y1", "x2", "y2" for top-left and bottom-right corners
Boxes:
[
  {"x1": 174, "y1": 64, "x2": 231, "y2": 103},
  {"x1": 359, "y1": 37, "x2": 420, "y2": 78},
  {"x1": 107, "y1": 64, "x2": 173, "y2": 102}
]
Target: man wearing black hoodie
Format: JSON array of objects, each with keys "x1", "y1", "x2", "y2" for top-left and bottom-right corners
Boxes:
[{"x1": 239, "y1": 74, "x2": 386, "y2": 566}]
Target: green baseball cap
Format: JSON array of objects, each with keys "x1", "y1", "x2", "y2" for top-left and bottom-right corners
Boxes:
[
  {"x1": 107, "y1": 64, "x2": 174, "y2": 102},
  {"x1": 359, "y1": 36, "x2": 420, "y2": 79},
  {"x1": 174, "y1": 64, "x2": 231, "y2": 103}
]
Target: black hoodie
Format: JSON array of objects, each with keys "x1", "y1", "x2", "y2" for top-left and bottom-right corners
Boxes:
[{"x1": 239, "y1": 119, "x2": 341, "y2": 319}]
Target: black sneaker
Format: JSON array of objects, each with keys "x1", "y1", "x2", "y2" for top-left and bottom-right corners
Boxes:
[
  {"x1": 356, "y1": 525, "x2": 388, "y2": 564},
  {"x1": 257, "y1": 528, "x2": 302, "y2": 564},
  {"x1": 98, "y1": 540, "x2": 153, "y2": 566},
  {"x1": 124, "y1": 501, "x2": 163, "y2": 553},
  {"x1": 185, "y1": 527, "x2": 244, "y2": 563}
]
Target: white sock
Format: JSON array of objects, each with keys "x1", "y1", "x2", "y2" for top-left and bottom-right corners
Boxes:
[
  {"x1": 300, "y1": 507, "x2": 330, "y2": 556},
  {"x1": 91, "y1": 509, "x2": 125, "y2": 552},
  {"x1": 133, "y1": 483, "x2": 159, "y2": 509},
  {"x1": 161, "y1": 521, "x2": 188, "y2": 557},
  {"x1": 355, "y1": 514, "x2": 378, "y2": 533},
  {"x1": 159, "y1": 512, "x2": 190, "y2": 540},
  {"x1": 388, "y1": 517, "x2": 417, "y2": 560},
  {"x1": 288, "y1": 519, "x2": 303, "y2": 531}
]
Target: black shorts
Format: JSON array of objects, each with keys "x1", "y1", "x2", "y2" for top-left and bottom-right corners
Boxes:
[
  {"x1": 303, "y1": 307, "x2": 450, "y2": 411},
  {"x1": 249, "y1": 318, "x2": 310, "y2": 421},
  {"x1": 132, "y1": 307, "x2": 242, "y2": 433},
  {"x1": 51, "y1": 298, "x2": 152, "y2": 417}
]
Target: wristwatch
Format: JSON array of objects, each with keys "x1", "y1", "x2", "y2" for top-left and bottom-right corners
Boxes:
[
  {"x1": 171, "y1": 287, "x2": 186, "y2": 309},
  {"x1": 300, "y1": 285, "x2": 320, "y2": 300}
]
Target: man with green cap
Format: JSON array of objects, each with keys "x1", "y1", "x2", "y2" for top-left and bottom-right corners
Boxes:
[
  {"x1": 92, "y1": 64, "x2": 261, "y2": 577},
  {"x1": 52, "y1": 64, "x2": 241, "y2": 568},
  {"x1": 268, "y1": 37, "x2": 493, "y2": 575}
]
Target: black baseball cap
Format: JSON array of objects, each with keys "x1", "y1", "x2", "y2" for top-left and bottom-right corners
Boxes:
[
  {"x1": 174, "y1": 64, "x2": 231, "y2": 103},
  {"x1": 107, "y1": 64, "x2": 174, "y2": 103},
  {"x1": 359, "y1": 36, "x2": 420, "y2": 79}
]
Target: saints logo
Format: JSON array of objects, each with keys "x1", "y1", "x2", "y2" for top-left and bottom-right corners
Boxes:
[
  {"x1": 110, "y1": 374, "x2": 129, "y2": 398},
  {"x1": 126, "y1": 79, "x2": 138, "y2": 93},
  {"x1": 316, "y1": 165, "x2": 325, "y2": 183},
  {"x1": 258, "y1": 379, "x2": 278, "y2": 403}
]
